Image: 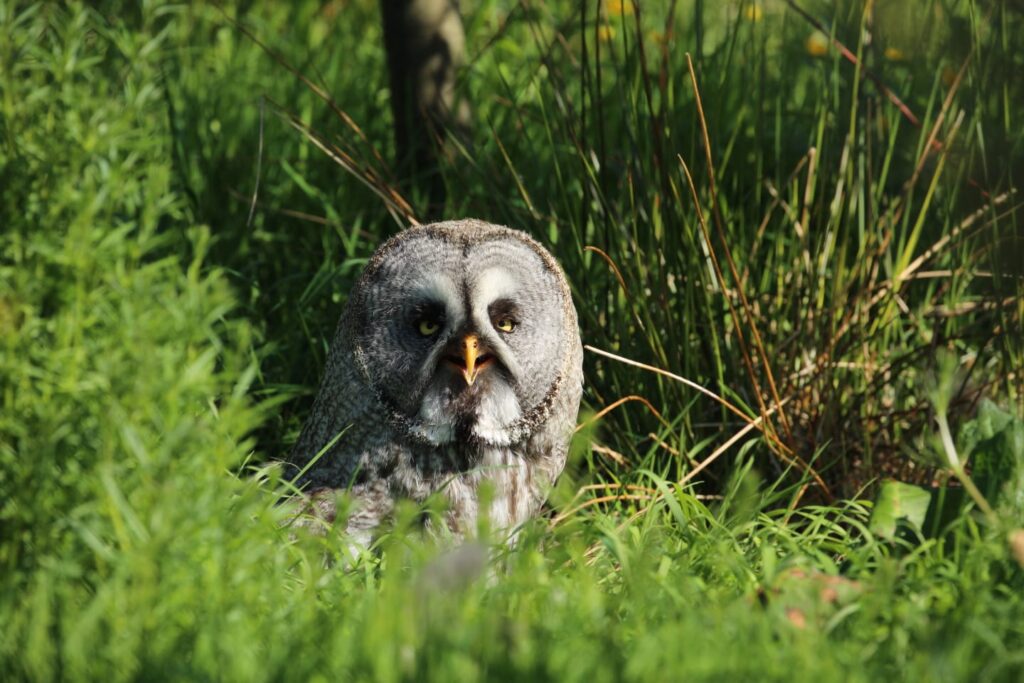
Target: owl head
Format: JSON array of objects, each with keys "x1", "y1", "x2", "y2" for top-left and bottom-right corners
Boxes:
[{"x1": 346, "y1": 220, "x2": 581, "y2": 448}]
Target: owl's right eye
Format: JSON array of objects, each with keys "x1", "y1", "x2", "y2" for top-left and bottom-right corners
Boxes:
[{"x1": 417, "y1": 318, "x2": 441, "y2": 336}]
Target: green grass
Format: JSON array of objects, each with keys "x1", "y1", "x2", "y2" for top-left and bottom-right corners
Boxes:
[{"x1": 1, "y1": 0, "x2": 1023, "y2": 680}]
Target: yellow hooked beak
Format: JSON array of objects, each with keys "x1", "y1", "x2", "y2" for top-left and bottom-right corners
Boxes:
[{"x1": 457, "y1": 334, "x2": 491, "y2": 386}]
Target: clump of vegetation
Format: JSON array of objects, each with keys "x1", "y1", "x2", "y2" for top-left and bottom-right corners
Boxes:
[{"x1": 1, "y1": 1, "x2": 1022, "y2": 680}]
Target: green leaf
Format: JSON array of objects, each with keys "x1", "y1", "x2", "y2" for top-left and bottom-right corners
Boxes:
[
  {"x1": 967, "y1": 401, "x2": 1024, "y2": 515},
  {"x1": 869, "y1": 480, "x2": 932, "y2": 540}
]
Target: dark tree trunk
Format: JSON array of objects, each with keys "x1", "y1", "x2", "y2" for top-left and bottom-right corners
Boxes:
[{"x1": 380, "y1": 0, "x2": 469, "y2": 219}]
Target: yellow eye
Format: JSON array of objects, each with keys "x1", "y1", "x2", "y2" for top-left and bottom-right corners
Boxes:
[
  {"x1": 495, "y1": 317, "x2": 516, "y2": 333},
  {"x1": 418, "y1": 319, "x2": 440, "y2": 336}
]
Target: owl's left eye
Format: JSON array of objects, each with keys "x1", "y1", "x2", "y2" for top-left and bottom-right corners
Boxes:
[{"x1": 494, "y1": 317, "x2": 517, "y2": 333}]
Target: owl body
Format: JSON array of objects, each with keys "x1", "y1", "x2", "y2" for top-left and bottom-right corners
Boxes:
[{"x1": 290, "y1": 220, "x2": 583, "y2": 544}]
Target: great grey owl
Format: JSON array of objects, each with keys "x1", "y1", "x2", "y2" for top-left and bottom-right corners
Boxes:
[{"x1": 288, "y1": 219, "x2": 583, "y2": 547}]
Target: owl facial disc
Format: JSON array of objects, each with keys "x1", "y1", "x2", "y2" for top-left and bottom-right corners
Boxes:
[{"x1": 350, "y1": 222, "x2": 578, "y2": 450}]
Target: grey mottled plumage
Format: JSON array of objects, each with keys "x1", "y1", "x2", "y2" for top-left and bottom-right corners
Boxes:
[{"x1": 289, "y1": 219, "x2": 583, "y2": 545}]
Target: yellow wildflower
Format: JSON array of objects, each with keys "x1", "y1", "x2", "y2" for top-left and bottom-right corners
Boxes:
[
  {"x1": 884, "y1": 47, "x2": 905, "y2": 61},
  {"x1": 606, "y1": 0, "x2": 634, "y2": 17},
  {"x1": 805, "y1": 31, "x2": 829, "y2": 58}
]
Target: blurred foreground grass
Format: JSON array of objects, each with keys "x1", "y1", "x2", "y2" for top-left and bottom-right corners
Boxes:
[{"x1": 1, "y1": 1, "x2": 1023, "y2": 680}]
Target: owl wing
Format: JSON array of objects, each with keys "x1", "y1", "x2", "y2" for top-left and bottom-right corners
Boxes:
[
  {"x1": 524, "y1": 333, "x2": 585, "y2": 511},
  {"x1": 287, "y1": 311, "x2": 387, "y2": 491}
]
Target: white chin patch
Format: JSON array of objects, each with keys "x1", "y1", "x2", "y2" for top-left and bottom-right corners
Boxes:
[
  {"x1": 414, "y1": 382, "x2": 522, "y2": 447},
  {"x1": 471, "y1": 383, "x2": 522, "y2": 446}
]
